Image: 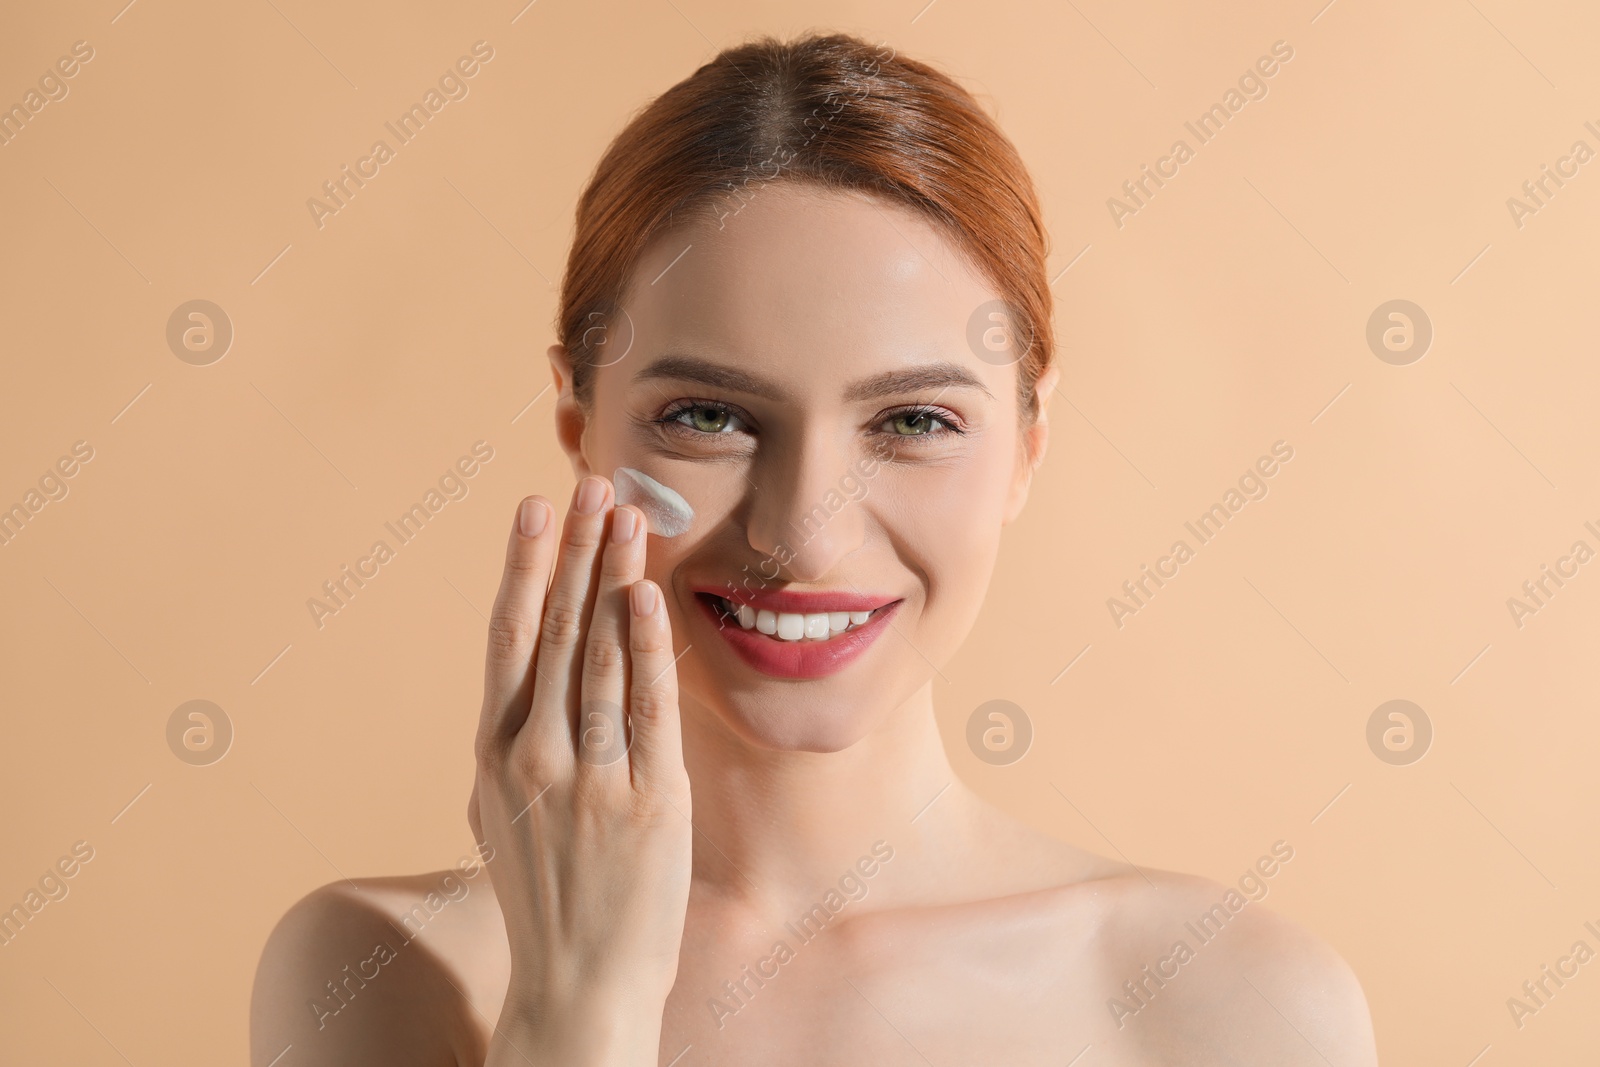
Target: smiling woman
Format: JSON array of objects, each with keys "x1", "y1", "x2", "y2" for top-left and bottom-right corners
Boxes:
[{"x1": 249, "y1": 30, "x2": 1379, "y2": 1066}]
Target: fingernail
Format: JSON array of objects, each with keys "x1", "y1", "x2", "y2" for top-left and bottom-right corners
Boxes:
[
  {"x1": 611, "y1": 506, "x2": 638, "y2": 543},
  {"x1": 575, "y1": 476, "x2": 607, "y2": 515},
  {"x1": 519, "y1": 498, "x2": 547, "y2": 537},
  {"x1": 630, "y1": 581, "x2": 658, "y2": 617}
]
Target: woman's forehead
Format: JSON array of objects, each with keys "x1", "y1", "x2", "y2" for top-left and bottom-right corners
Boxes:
[{"x1": 615, "y1": 184, "x2": 1006, "y2": 384}]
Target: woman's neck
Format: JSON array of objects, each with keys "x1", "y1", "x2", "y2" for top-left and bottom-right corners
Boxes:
[{"x1": 675, "y1": 680, "x2": 979, "y2": 918}]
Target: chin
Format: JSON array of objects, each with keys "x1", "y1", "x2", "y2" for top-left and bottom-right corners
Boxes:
[{"x1": 693, "y1": 687, "x2": 877, "y2": 753}]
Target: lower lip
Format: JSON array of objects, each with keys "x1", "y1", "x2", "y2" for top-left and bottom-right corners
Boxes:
[{"x1": 693, "y1": 595, "x2": 902, "y2": 679}]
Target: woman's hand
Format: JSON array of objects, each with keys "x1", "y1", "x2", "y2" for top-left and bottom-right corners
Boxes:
[{"x1": 468, "y1": 475, "x2": 692, "y2": 1066}]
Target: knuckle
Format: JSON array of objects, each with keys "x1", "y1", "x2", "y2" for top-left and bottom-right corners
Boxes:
[
  {"x1": 583, "y1": 637, "x2": 625, "y2": 675},
  {"x1": 562, "y1": 516, "x2": 601, "y2": 553},
  {"x1": 486, "y1": 610, "x2": 536, "y2": 661},
  {"x1": 473, "y1": 733, "x2": 506, "y2": 775},
  {"x1": 665, "y1": 783, "x2": 694, "y2": 816},
  {"x1": 629, "y1": 623, "x2": 670, "y2": 656},
  {"x1": 510, "y1": 737, "x2": 557, "y2": 783},
  {"x1": 503, "y1": 546, "x2": 542, "y2": 577},
  {"x1": 658, "y1": 771, "x2": 693, "y2": 810},
  {"x1": 629, "y1": 687, "x2": 672, "y2": 724},
  {"x1": 540, "y1": 595, "x2": 585, "y2": 650},
  {"x1": 624, "y1": 778, "x2": 687, "y2": 823},
  {"x1": 602, "y1": 519, "x2": 640, "y2": 573}
]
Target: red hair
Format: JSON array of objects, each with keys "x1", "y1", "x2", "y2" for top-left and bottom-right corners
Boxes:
[{"x1": 557, "y1": 31, "x2": 1053, "y2": 421}]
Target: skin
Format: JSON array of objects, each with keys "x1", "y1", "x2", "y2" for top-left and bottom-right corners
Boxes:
[{"x1": 250, "y1": 183, "x2": 1380, "y2": 1066}]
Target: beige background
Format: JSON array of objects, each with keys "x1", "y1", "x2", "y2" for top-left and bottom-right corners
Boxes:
[{"x1": 2, "y1": 0, "x2": 1597, "y2": 1062}]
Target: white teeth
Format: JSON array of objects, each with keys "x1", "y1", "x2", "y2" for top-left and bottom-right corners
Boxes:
[{"x1": 719, "y1": 597, "x2": 878, "y2": 641}]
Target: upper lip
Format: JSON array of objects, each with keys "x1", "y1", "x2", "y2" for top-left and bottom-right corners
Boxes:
[{"x1": 692, "y1": 585, "x2": 901, "y2": 614}]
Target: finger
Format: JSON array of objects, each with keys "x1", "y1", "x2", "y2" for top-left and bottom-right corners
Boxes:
[
  {"x1": 572, "y1": 504, "x2": 645, "y2": 777},
  {"x1": 476, "y1": 495, "x2": 557, "y2": 749},
  {"x1": 523, "y1": 474, "x2": 613, "y2": 758},
  {"x1": 624, "y1": 578, "x2": 687, "y2": 800}
]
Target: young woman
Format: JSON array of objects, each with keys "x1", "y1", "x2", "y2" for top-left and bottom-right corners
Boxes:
[{"x1": 251, "y1": 32, "x2": 1378, "y2": 1066}]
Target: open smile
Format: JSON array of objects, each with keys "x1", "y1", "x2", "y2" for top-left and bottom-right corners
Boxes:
[{"x1": 690, "y1": 590, "x2": 904, "y2": 679}]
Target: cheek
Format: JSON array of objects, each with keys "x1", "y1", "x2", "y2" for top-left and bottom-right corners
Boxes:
[
  {"x1": 643, "y1": 535, "x2": 692, "y2": 607},
  {"x1": 634, "y1": 469, "x2": 728, "y2": 583},
  {"x1": 658, "y1": 464, "x2": 740, "y2": 523},
  {"x1": 875, "y1": 454, "x2": 1009, "y2": 610}
]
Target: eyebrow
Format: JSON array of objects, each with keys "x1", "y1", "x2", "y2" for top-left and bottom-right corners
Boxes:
[{"x1": 632, "y1": 353, "x2": 996, "y2": 403}]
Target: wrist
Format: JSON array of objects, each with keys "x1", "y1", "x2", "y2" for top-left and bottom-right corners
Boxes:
[{"x1": 497, "y1": 983, "x2": 665, "y2": 1066}]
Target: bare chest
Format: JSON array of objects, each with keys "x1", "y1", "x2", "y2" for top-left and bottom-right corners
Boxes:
[{"x1": 649, "y1": 904, "x2": 1147, "y2": 1067}]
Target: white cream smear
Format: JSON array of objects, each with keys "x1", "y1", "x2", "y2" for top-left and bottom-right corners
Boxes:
[{"x1": 613, "y1": 466, "x2": 694, "y2": 537}]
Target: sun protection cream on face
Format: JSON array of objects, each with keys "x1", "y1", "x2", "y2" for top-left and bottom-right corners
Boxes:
[{"x1": 613, "y1": 466, "x2": 694, "y2": 537}]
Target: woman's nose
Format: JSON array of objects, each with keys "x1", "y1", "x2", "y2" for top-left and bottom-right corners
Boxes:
[{"x1": 744, "y1": 444, "x2": 868, "y2": 583}]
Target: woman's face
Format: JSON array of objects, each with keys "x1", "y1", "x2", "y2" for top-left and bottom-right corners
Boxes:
[{"x1": 553, "y1": 182, "x2": 1054, "y2": 752}]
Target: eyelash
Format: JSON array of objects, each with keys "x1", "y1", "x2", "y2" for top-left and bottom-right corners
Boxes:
[{"x1": 652, "y1": 399, "x2": 967, "y2": 443}]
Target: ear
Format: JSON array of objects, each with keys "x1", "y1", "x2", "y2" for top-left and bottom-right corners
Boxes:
[
  {"x1": 548, "y1": 343, "x2": 593, "y2": 480},
  {"x1": 1001, "y1": 361, "x2": 1062, "y2": 526}
]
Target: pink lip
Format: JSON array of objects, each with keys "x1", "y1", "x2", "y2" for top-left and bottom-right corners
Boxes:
[
  {"x1": 688, "y1": 585, "x2": 897, "y2": 614},
  {"x1": 691, "y1": 592, "x2": 902, "y2": 679}
]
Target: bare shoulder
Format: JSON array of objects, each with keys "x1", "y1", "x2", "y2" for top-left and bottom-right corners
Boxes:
[
  {"x1": 1084, "y1": 858, "x2": 1378, "y2": 1066},
  {"x1": 895, "y1": 799, "x2": 1376, "y2": 1062},
  {"x1": 249, "y1": 864, "x2": 509, "y2": 1067}
]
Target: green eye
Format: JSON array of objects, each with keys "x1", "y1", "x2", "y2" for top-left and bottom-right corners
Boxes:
[
  {"x1": 658, "y1": 401, "x2": 746, "y2": 436},
  {"x1": 691, "y1": 406, "x2": 732, "y2": 431},
  {"x1": 883, "y1": 407, "x2": 957, "y2": 437},
  {"x1": 683, "y1": 405, "x2": 733, "y2": 432}
]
